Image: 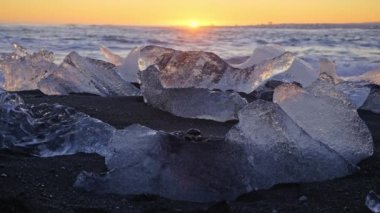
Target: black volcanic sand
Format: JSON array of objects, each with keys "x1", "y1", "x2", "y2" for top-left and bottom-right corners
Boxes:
[{"x1": 0, "y1": 91, "x2": 379, "y2": 213}]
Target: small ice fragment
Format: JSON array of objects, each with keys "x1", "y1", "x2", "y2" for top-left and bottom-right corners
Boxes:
[
  {"x1": 100, "y1": 46, "x2": 124, "y2": 66},
  {"x1": 319, "y1": 59, "x2": 341, "y2": 84},
  {"x1": 366, "y1": 191, "x2": 380, "y2": 213},
  {"x1": 100, "y1": 46, "x2": 143, "y2": 82},
  {"x1": 343, "y1": 69, "x2": 380, "y2": 86},
  {"x1": 117, "y1": 47, "x2": 142, "y2": 82},
  {"x1": 230, "y1": 45, "x2": 319, "y2": 87}
]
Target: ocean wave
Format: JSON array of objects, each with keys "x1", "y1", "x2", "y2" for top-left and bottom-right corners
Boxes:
[{"x1": 102, "y1": 35, "x2": 142, "y2": 44}]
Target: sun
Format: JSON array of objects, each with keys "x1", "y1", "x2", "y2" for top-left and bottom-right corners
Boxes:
[{"x1": 189, "y1": 21, "x2": 199, "y2": 29}]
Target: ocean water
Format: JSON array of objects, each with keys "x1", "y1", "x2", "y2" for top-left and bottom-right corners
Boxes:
[{"x1": 0, "y1": 24, "x2": 379, "y2": 76}]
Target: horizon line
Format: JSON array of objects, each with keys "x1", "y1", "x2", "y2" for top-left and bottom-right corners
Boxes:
[{"x1": 1, "y1": 21, "x2": 379, "y2": 28}]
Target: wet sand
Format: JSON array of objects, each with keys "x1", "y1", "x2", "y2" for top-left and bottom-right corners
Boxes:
[{"x1": 0, "y1": 91, "x2": 379, "y2": 212}]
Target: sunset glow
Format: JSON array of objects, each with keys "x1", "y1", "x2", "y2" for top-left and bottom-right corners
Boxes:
[{"x1": 0, "y1": 0, "x2": 379, "y2": 26}]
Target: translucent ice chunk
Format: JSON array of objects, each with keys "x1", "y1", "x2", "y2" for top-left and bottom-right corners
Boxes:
[
  {"x1": 0, "y1": 44, "x2": 56, "y2": 91},
  {"x1": 230, "y1": 45, "x2": 286, "y2": 69},
  {"x1": 230, "y1": 45, "x2": 319, "y2": 87},
  {"x1": 138, "y1": 46, "x2": 295, "y2": 93},
  {"x1": 319, "y1": 58, "x2": 341, "y2": 84},
  {"x1": 140, "y1": 66, "x2": 247, "y2": 122},
  {"x1": 343, "y1": 69, "x2": 380, "y2": 86},
  {"x1": 38, "y1": 52, "x2": 141, "y2": 96},
  {"x1": 273, "y1": 83, "x2": 373, "y2": 165},
  {"x1": 313, "y1": 60, "x2": 371, "y2": 108},
  {"x1": 335, "y1": 82, "x2": 371, "y2": 108},
  {"x1": 117, "y1": 47, "x2": 142, "y2": 82},
  {"x1": 100, "y1": 46, "x2": 124, "y2": 66},
  {"x1": 0, "y1": 90, "x2": 114, "y2": 157},
  {"x1": 366, "y1": 191, "x2": 380, "y2": 213},
  {"x1": 75, "y1": 124, "x2": 256, "y2": 202},
  {"x1": 101, "y1": 46, "x2": 143, "y2": 82},
  {"x1": 225, "y1": 100, "x2": 354, "y2": 186}
]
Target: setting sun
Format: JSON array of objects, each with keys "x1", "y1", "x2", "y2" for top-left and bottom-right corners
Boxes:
[{"x1": 189, "y1": 21, "x2": 200, "y2": 28}]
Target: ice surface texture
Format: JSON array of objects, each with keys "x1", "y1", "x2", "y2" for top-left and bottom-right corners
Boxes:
[
  {"x1": 138, "y1": 45, "x2": 296, "y2": 93},
  {"x1": 140, "y1": 66, "x2": 247, "y2": 122},
  {"x1": 38, "y1": 52, "x2": 141, "y2": 96}
]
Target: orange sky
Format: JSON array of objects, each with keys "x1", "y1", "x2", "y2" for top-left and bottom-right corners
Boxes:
[{"x1": 0, "y1": 0, "x2": 379, "y2": 26}]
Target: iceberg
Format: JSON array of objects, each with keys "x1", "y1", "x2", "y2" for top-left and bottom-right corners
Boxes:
[
  {"x1": 140, "y1": 66, "x2": 247, "y2": 122},
  {"x1": 138, "y1": 46, "x2": 295, "y2": 93},
  {"x1": 0, "y1": 44, "x2": 57, "y2": 91},
  {"x1": 38, "y1": 52, "x2": 141, "y2": 96},
  {"x1": 273, "y1": 83, "x2": 373, "y2": 165},
  {"x1": 229, "y1": 45, "x2": 319, "y2": 87}
]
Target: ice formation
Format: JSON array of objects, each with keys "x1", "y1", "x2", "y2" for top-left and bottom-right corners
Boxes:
[
  {"x1": 225, "y1": 100, "x2": 355, "y2": 186},
  {"x1": 343, "y1": 69, "x2": 380, "y2": 86},
  {"x1": 0, "y1": 90, "x2": 114, "y2": 157},
  {"x1": 117, "y1": 47, "x2": 142, "y2": 82},
  {"x1": 273, "y1": 83, "x2": 373, "y2": 165},
  {"x1": 140, "y1": 66, "x2": 247, "y2": 122},
  {"x1": 366, "y1": 191, "x2": 380, "y2": 213},
  {"x1": 101, "y1": 46, "x2": 142, "y2": 82},
  {"x1": 75, "y1": 125, "x2": 259, "y2": 202},
  {"x1": 100, "y1": 46, "x2": 124, "y2": 66},
  {"x1": 317, "y1": 59, "x2": 371, "y2": 108},
  {"x1": 229, "y1": 45, "x2": 319, "y2": 87},
  {"x1": 38, "y1": 52, "x2": 141, "y2": 96},
  {"x1": 0, "y1": 44, "x2": 57, "y2": 91},
  {"x1": 138, "y1": 46, "x2": 296, "y2": 93},
  {"x1": 361, "y1": 86, "x2": 380, "y2": 114}
]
